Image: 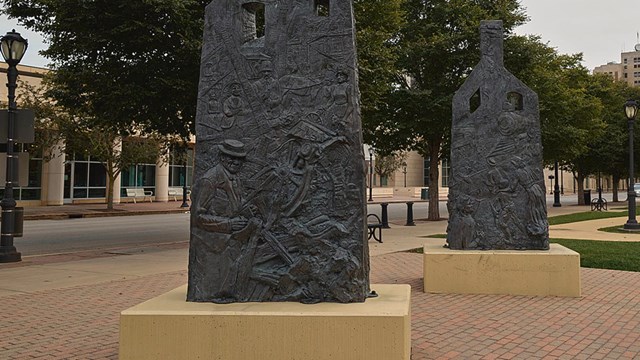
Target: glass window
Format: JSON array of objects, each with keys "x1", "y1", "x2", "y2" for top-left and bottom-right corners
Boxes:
[
  {"x1": 423, "y1": 157, "x2": 430, "y2": 186},
  {"x1": 28, "y1": 158, "x2": 42, "y2": 187},
  {"x1": 120, "y1": 163, "x2": 157, "y2": 194},
  {"x1": 89, "y1": 163, "x2": 106, "y2": 187},
  {"x1": 67, "y1": 155, "x2": 108, "y2": 200},
  {"x1": 441, "y1": 158, "x2": 450, "y2": 188},
  {"x1": 73, "y1": 188, "x2": 88, "y2": 199},
  {"x1": 88, "y1": 188, "x2": 106, "y2": 198},
  {"x1": 74, "y1": 162, "x2": 88, "y2": 187},
  {"x1": 169, "y1": 148, "x2": 194, "y2": 187}
]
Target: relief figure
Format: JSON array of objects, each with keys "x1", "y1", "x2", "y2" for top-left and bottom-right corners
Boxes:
[
  {"x1": 512, "y1": 157, "x2": 548, "y2": 238},
  {"x1": 320, "y1": 68, "x2": 352, "y2": 128},
  {"x1": 221, "y1": 82, "x2": 249, "y2": 137},
  {"x1": 189, "y1": 140, "x2": 262, "y2": 302},
  {"x1": 253, "y1": 59, "x2": 282, "y2": 118}
]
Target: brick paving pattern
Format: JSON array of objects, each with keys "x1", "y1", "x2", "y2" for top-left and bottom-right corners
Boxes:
[{"x1": 2, "y1": 253, "x2": 640, "y2": 359}]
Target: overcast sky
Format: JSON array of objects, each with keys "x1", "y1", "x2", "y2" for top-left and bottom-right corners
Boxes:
[{"x1": 3, "y1": 0, "x2": 639, "y2": 71}]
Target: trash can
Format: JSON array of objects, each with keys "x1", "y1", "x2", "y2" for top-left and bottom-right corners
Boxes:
[
  {"x1": 13, "y1": 207, "x2": 24, "y2": 237},
  {"x1": 421, "y1": 187, "x2": 429, "y2": 200},
  {"x1": 583, "y1": 190, "x2": 591, "y2": 204}
]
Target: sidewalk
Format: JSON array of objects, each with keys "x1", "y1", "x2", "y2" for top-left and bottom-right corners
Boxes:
[
  {"x1": 18, "y1": 201, "x2": 190, "y2": 220},
  {"x1": 1, "y1": 202, "x2": 640, "y2": 359}
]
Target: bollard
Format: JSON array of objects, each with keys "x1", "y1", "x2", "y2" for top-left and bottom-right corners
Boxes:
[
  {"x1": 405, "y1": 202, "x2": 415, "y2": 226},
  {"x1": 380, "y1": 203, "x2": 390, "y2": 228}
]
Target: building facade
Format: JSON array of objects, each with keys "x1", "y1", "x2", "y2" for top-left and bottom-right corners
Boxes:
[
  {"x1": 1, "y1": 62, "x2": 193, "y2": 206},
  {"x1": 593, "y1": 62, "x2": 623, "y2": 82},
  {"x1": 593, "y1": 44, "x2": 640, "y2": 87}
]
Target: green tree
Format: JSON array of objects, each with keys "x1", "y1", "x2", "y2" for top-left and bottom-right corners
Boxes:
[
  {"x1": 582, "y1": 75, "x2": 640, "y2": 202},
  {"x1": 374, "y1": 151, "x2": 408, "y2": 185},
  {"x1": 16, "y1": 79, "x2": 68, "y2": 161},
  {"x1": 378, "y1": 0, "x2": 527, "y2": 220},
  {"x1": 62, "y1": 121, "x2": 164, "y2": 210},
  {"x1": 505, "y1": 37, "x2": 602, "y2": 165},
  {"x1": 3, "y1": 0, "x2": 206, "y2": 138},
  {"x1": 353, "y1": 0, "x2": 404, "y2": 147},
  {"x1": 17, "y1": 77, "x2": 165, "y2": 210}
]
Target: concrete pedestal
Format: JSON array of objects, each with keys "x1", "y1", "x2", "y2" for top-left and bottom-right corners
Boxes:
[
  {"x1": 423, "y1": 243, "x2": 580, "y2": 297},
  {"x1": 120, "y1": 284, "x2": 411, "y2": 360}
]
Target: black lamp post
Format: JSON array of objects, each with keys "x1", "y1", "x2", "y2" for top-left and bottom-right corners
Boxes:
[
  {"x1": 0, "y1": 29, "x2": 27, "y2": 263},
  {"x1": 368, "y1": 147, "x2": 374, "y2": 202},
  {"x1": 553, "y1": 161, "x2": 561, "y2": 207},
  {"x1": 180, "y1": 145, "x2": 190, "y2": 208},
  {"x1": 548, "y1": 175, "x2": 554, "y2": 195},
  {"x1": 402, "y1": 162, "x2": 407, "y2": 188},
  {"x1": 180, "y1": 162, "x2": 189, "y2": 208},
  {"x1": 597, "y1": 170, "x2": 603, "y2": 204},
  {"x1": 624, "y1": 99, "x2": 640, "y2": 230}
]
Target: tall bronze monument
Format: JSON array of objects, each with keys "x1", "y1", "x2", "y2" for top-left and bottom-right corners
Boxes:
[
  {"x1": 447, "y1": 20, "x2": 549, "y2": 250},
  {"x1": 188, "y1": 0, "x2": 369, "y2": 304}
]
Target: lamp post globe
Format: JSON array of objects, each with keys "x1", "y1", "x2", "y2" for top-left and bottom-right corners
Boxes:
[
  {"x1": 1, "y1": 30, "x2": 28, "y2": 65},
  {"x1": 624, "y1": 99, "x2": 640, "y2": 230},
  {"x1": 625, "y1": 99, "x2": 638, "y2": 121},
  {"x1": 0, "y1": 29, "x2": 28, "y2": 263}
]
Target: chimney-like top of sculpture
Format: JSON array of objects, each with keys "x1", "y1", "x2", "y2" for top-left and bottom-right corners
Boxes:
[{"x1": 480, "y1": 20, "x2": 504, "y2": 67}]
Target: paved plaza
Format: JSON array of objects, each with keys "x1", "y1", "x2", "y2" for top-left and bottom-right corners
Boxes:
[{"x1": 1, "y1": 199, "x2": 640, "y2": 359}]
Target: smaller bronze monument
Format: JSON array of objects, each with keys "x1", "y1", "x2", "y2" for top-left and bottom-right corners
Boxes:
[{"x1": 447, "y1": 20, "x2": 549, "y2": 250}]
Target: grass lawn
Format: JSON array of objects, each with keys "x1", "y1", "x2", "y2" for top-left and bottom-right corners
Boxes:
[
  {"x1": 597, "y1": 224, "x2": 640, "y2": 234},
  {"x1": 414, "y1": 236, "x2": 640, "y2": 272},
  {"x1": 547, "y1": 210, "x2": 627, "y2": 225},
  {"x1": 552, "y1": 239, "x2": 640, "y2": 272}
]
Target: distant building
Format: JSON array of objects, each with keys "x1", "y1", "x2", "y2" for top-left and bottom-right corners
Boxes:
[
  {"x1": 593, "y1": 43, "x2": 640, "y2": 87},
  {"x1": 1, "y1": 62, "x2": 193, "y2": 206},
  {"x1": 593, "y1": 62, "x2": 623, "y2": 82}
]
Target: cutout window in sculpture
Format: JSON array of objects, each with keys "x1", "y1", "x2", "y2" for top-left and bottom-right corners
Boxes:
[
  {"x1": 315, "y1": 0, "x2": 330, "y2": 17},
  {"x1": 242, "y1": 2, "x2": 266, "y2": 45},
  {"x1": 507, "y1": 91, "x2": 524, "y2": 111},
  {"x1": 470, "y1": 88, "x2": 481, "y2": 114}
]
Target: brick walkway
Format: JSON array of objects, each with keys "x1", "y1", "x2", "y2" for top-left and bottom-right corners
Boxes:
[{"x1": 2, "y1": 253, "x2": 640, "y2": 359}]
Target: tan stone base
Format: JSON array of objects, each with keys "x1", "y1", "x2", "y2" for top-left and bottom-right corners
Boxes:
[
  {"x1": 423, "y1": 243, "x2": 581, "y2": 297},
  {"x1": 120, "y1": 284, "x2": 411, "y2": 360}
]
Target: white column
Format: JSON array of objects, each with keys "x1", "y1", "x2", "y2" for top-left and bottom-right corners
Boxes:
[
  {"x1": 155, "y1": 157, "x2": 169, "y2": 202},
  {"x1": 44, "y1": 141, "x2": 65, "y2": 206}
]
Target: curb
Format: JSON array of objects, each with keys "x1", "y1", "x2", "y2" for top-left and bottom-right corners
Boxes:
[{"x1": 23, "y1": 209, "x2": 190, "y2": 221}]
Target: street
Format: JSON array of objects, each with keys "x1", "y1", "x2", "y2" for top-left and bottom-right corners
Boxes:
[
  {"x1": 14, "y1": 192, "x2": 610, "y2": 257},
  {"x1": 18, "y1": 214, "x2": 191, "y2": 256}
]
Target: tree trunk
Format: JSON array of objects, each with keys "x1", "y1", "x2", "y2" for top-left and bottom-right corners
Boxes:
[
  {"x1": 106, "y1": 160, "x2": 115, "y2": 210},
  {"x1": 428, "y1": 141, "x2": 441, "y2": 221},
  {"x1": 613, "y1": 174, "x2": 620, "y2": 202},
  {"x1": 576, "y1": 171, "x2": 585, "y2": 205}
]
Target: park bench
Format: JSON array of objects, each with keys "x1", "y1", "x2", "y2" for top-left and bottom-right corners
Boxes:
[
  {"x1": 367, "y1": 213, "x2": 383, "y2": 243},
  {"x1": 125, "y1": 188, "x2": 153, "y2": 203},
  {"x1": 168, "y1": 187, "x2": 191, "y2": 201},
  {"x1": 591, "y1": 197, "x2": 607, "y2": 212}
]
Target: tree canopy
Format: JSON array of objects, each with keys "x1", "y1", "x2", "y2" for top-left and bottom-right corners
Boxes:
[
  {"x1": 373, "y1": 0, "x2": 528, "y2": 219},
  {"x1": 3, "y1": 0, "x2": 207, "y2": 138}
]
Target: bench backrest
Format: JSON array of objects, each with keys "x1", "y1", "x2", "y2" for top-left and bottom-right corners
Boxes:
[
  {"x1": 168, "y1": 187, "x2": 190, "y2": 195},
  {"x1": 126, "y1": 188, "x2": 146, "y2": 197}
]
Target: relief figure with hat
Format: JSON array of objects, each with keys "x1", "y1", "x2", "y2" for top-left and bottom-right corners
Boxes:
[{"x1": 189, "y1": 139, "x2": 263, "y2": 302}]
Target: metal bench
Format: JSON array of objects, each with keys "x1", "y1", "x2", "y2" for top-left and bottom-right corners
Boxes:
[
  {"x1": 125, "y1": 188, "x2": 153, "y2": 203},
  {"x1": 591, "y1": 197, "x2": 607, "y2": 211},
  {"x1": 367, "y1": 214, "x2": 383, "y2": 243},
  {"x1": 168, "y1": 187, "x2": 191, "y2": 201}
]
